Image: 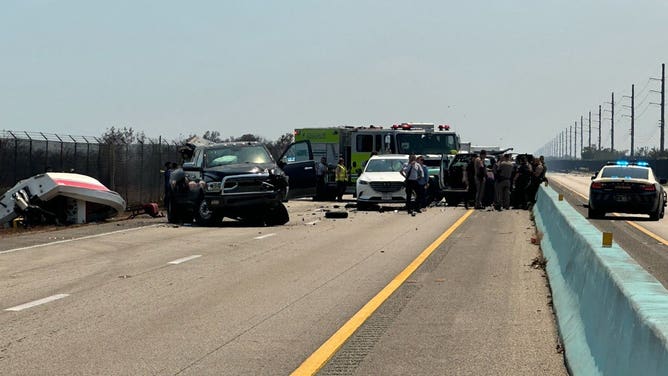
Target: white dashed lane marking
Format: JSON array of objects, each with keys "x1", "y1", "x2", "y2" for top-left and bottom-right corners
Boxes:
[
  {"x1": 254, "y1": 233, "x2": 276, "y2": 240},
  {"x1": 5, "y1": 294, "x2": 70, "y2": 312},
  {"x1": 168, "y1": 255, "x2": 202, "y2": 265},
  {"x1": 0, "y1": 225, "x2": 161, "y2": 255}
]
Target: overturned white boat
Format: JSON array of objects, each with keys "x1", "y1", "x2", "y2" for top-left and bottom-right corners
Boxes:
[{"x1": 0, "y1": 173, "x2": 126, "y2": 227}]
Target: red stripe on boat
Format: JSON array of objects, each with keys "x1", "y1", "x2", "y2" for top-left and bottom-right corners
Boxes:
[{"x1": 52, "y1": 179, "x2": 109, "y2": 191}]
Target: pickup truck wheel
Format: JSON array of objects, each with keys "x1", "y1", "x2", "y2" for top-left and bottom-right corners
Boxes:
[
  {"x1": 265, "y1": 203, "x2": 289, "y2": 226},
  {"x1": 195, "y1": 199, "x2": 217, "y2": 226}
]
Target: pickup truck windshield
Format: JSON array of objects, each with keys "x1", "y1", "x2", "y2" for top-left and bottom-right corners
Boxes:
[{"x1": 205, "y1": 145, "x2": 272, "y2": 167}]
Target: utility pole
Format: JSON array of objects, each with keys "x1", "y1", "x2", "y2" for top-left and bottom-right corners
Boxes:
[
  {"x1": 611, "y1": 92, "x2": 615, "y2": 151},
  {"x1": 623, "y1": 86, "x2": 635, "y2": 157},
  {"x1": 662, "y1": 63, "x2": 665, "y2": 152},
  {"x1": 573, "y1": 121, "x2": 578, "y2": 159},
  {"x1": 571, "y1": 124, "x2": 574, "y2": 159},
  {"x1": 598, "y1": 105, "x2": 602, "y2": 150},
  {"x1": 580, "y1": 115, "x2": 584, "y2": 157},
  {"x1": 631, "y1": 84, "x2": 635, "y2": 157},
  {"x1": 588, "y1": 111, "x2": 592, "y2": 151}
]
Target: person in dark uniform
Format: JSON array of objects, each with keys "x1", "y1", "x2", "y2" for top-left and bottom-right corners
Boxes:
[
  {"x1": 315, "y1": 157, "x2": 328, "y2": 201},
  {"x1": 513, "y1": 155, "x2": 532, "y2": 209}
]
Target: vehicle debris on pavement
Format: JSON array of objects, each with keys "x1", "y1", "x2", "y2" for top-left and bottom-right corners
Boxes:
[{"x1": 0, "y1": 172, "x2": 126, "y2": 228}]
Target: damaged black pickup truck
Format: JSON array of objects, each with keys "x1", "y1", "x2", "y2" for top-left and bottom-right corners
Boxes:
[{"x1": 167, "y1": 141, "x2": 292, "y2": 226}]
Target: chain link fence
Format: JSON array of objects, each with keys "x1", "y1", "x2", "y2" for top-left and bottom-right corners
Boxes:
[{"x1": 0, "y1": 131, "x2": 181, "y2": 208}]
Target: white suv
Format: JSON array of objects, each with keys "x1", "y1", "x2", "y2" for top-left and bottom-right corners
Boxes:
[{"x1": 356, "y1": 154, "x2": 409, "y2": 210}]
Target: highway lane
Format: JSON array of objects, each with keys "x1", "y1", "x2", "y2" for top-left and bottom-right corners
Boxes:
[
  {"x1": 1, "y1": 200, "x2": 472, "y2": 375},
  {"x1": 548, "y1": 173, "x2": 668, "y2": 288}
]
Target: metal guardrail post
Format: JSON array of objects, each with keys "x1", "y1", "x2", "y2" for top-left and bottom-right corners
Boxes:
[
  {"x1": 8, "y1": 131, "x2": 18, "y2": 184},
  {"x1": 24, "y1": 131, "x2": 33, "y2": 177},
  {"x1": 69, "y1": 135, "x2": 77, "y2": 173},
  {"x1": 40, "y1": 132, "x2": 49, "y2": 172}
]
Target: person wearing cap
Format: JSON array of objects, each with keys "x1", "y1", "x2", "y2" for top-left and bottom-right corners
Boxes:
[
  {"x1": 473, "y1": 150, "x2": 487, "y2": 209},
  {"x1": 494, "y1": 154, "x2": 514, "y2": 210},
  {"x1": 402, "y1": 154, "x2": 424, "y2": 214},
  {"x1": 335, "y1": 157, "x2": 348, "y2": 202},
  {"x1": 416, "y1": 155, "x2": 429, "y2": 210}
]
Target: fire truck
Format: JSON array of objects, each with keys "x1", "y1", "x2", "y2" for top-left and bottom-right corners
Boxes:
[{"x1": 278, "y1": 123, "x2": 460, "y2": 199}]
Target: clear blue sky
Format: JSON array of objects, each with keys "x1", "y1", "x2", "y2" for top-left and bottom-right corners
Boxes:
[{"x1": 2, "y1": 0, "x2": 667, "y2": 154}]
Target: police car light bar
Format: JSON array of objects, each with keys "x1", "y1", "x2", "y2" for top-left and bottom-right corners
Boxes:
[{"x1": 606, "y1": 160, "x2": 650, "y2": 167}]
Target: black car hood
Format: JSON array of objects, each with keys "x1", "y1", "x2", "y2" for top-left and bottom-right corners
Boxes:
[{"x1": 202, "y1": 163, "x2": 278, "y2": 181}]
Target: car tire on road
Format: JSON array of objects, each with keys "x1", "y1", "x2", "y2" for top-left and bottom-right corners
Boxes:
[
  {"x1": 265, "y1": 203, "x2": 290, "y2": 226},
  {"x1": 649, "y1": 206, "x2": 662, "y2": 221},
  {"x1": 325, "y1": 210, "x2": 348, "y2": 219},
  {"x1": 195, "y1": 198, "x2": 217, "y2": 226},
  {"x1": 588, "y1": 207, "x2": 603, "y2": 219}
]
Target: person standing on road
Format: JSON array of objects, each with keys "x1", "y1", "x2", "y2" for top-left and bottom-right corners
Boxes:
[
  {"x1": 462, "y1": 153, "x2": 477, "y2": 209},
  {"x1": 494, "y1": 154, "x2": 514, "y2": 210},
  {"x1": 402, "y1": 154, "x2": 424, "y2": 214},
  {"x1": 528, "y1": 157, "x2": 545, "y2": 207},
  {"x1": 315, "y1": 156, "x2": 328, "y2": 201},
  {"x1": 474, "y1": 150, "x2": 487, "y2": 209},
  {"x1": 513, "y1": 155, "x2": 533, "y2": 209},
  {"x1": 539, "y1": 155, "x2": 548, "y2": 185},
  {"x1": 416, "y1": 155, "x2": 429, "y2": 210},
  {"x1": 335, "y1": 157, "x2": 347, "y2": 202}
]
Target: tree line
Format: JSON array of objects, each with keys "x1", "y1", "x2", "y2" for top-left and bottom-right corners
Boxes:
[{"x1": 100, "y1": 126, "x2": 294, "y2": 160}]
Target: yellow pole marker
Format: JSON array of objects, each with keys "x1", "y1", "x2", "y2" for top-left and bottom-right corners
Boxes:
[
  {"x1": 602, "y1": 232, "x2": 613, "y2": 247},
  {"x1": 290, "y1": 209, "x2": 475, "y2": 376},
  {"x1": 558, "y1": 193, "x2": 564, "y2": 201}
]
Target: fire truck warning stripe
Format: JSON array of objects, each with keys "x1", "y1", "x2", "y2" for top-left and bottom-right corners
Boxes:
[{"x1": 290, "y1": 209, "x2": 475, "y2": 376}]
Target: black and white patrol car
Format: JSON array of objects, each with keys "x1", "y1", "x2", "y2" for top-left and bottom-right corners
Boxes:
[{"x1": 588, "y1": 161, "x2": 667, "y2": 220}]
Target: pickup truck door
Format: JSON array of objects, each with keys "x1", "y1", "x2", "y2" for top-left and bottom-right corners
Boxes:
[{"x1": 278, "y1": 140, "x2": 316, "y2": 199}]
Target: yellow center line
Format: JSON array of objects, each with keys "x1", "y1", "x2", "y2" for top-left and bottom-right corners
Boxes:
[
  {"x1": 290, "y1": 209, "x2": 475, "y2": 376},
  {"x1": 555, "y1": 178, "x2": 668, "y2": 246}
]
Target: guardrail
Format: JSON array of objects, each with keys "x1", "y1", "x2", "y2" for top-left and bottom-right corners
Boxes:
[{"x1": 533, "y1": 185, "x2": 668, "y2": 375}]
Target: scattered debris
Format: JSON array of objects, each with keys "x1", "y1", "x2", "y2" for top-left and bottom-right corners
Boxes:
[
  {"x1": 530, "y1": 256, "x2": 547, "y2": 270},
  {"x1": 127, "y1": 203, "x2": 162, "y2": 219},
  {"x1": 0, "y1": 173, "x2": 125, "y2": 228},
  {"x1": 325, "y1": 210, "x2": 348, "y2": 219}
]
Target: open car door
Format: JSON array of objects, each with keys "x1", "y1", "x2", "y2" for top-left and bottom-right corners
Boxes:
[{"x1": 278, "y1": 140, "x2": 317, "y2": 199}]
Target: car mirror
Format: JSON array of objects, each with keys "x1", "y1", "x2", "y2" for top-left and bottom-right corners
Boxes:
[
  {"x1": 660, "y1": 178, "x2": 667, "y2": 185},
  {"x1": 591, "y1": 175, "x2": 596, "y2": 180},
  {"x1": 182, "y1": 162, "x2": 200, "y2": 172}
]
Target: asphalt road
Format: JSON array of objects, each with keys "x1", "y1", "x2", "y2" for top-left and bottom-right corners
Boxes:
[
  {"x1": 548, "y1": 173, "x2": 668, "y2": 289},
  {"x1": 1, "y1": 198, "x2": 566, "y2": 375}
]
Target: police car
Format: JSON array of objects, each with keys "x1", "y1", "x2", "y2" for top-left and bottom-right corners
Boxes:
[{"x1": 588, "y1": 161, "x2": 667, "y2": 220}]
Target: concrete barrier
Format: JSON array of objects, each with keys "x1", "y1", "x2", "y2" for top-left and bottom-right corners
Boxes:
[{"x1": 533, "y1": 185, "x2": 668, "y2": 375}]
